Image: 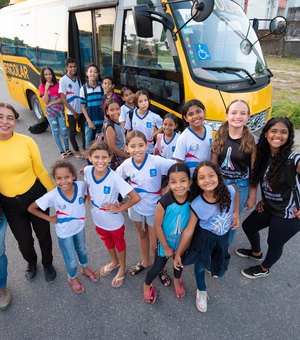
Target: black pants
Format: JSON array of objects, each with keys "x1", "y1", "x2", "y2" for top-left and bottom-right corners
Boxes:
[
  {"x1": 145, "y1": 253, "x2": 183, "y2": 285},
  {"x1": 0, "y1": 180, "x2": 53, "y2": 267},
  {"x1": 242, "y1": 208, "x2": 300, "y2": 269},
  {"x1": 67, "y1": 114, "x2": 86, "y2": 151}
]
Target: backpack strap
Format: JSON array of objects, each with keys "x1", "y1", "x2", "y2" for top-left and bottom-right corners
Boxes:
[{"x1": 128, "y1": 109, "x2": 134, "y2": 130}]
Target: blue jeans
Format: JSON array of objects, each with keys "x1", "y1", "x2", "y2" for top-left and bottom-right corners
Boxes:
[
  {"x1": 0, "y1": 214, "x2": 8, "y2": 288},
  {"x1": 224, "y1": 178, "x2": 250, "y2": 245},
  {"x1": 194, "y1": 262, "x2": 206, "y2": 291},
  {"x1": 47, "y1": 115, "x2": 69, "y2": 153},
  {"x1": 57, "y1": 229, "x2": 89, "y2": 279},
  {"x1": 85, "y1": 123, "x2": 103, "y2": 147}
]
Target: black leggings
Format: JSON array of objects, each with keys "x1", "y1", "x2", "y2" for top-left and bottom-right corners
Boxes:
[
  {"x1": 0, "y1": 180, "x2": 53, "y2": 267},
  {"x1": 242, "y1": 208, "x2": 300, "y2": 269},
  {"x1": 67, "y1": 114, "x2": 86, "y2": 151},
  {"x1": 145, "y1": 253, "x2": 183, "y2": 285}
]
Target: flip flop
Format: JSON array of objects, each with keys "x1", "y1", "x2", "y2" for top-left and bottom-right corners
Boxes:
[
  {"x1": 159, "y1": 269, "x2": 171, "y2": 287},
  {"x1": 68, "y1": 279, "x2": 85, "y2": 294},
  {"x1": 111, "y1": 272, "x2": 126, "y2": 288},
  {"x1": 100, "y1": 264, "x2": 120, "y2": 277},
  {"x1": 174, "y1": 279, "x2": 185, "y2": 299},
  {"x1": 144, "y1": 284, "x2": 157, "y2": 304},
  {"x1": 130, "y1": 261, "x2": 145, "y2": 276},
  {"x1": 80, "y1": 269, "x2": 99, "y2": 282}
]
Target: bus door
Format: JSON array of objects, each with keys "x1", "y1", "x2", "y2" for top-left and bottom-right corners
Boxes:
[{"x1": 69, "y1": 7, "x2": 116, "y2": 81}]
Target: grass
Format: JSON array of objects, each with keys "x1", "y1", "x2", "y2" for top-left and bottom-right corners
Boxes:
[{"x1": 266, "y1": 56, "x2": 300, "y2": 128}]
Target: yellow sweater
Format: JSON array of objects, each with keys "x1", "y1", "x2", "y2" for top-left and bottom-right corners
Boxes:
[{"x1": 0, "y1": 133, "x2": 55, "y2": 197}]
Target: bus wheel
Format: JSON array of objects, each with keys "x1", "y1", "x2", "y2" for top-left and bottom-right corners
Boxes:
[{"x1": 30, "y1": 94, "x2": 44, "y2": 122}]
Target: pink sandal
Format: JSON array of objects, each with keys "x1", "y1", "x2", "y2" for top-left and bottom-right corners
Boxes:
[
  {"x1": 174, "y1": 279, "x2": 185, "y2": 299},
  {"x1": 80, "y1": 269, "x2": 99, "y2": 282},
  {"x1": 144, "y1": 284, "x2": 157, "y2": 304},
  {"x1": 68, "y1": 279, "x2": 85, "y2": 294}
]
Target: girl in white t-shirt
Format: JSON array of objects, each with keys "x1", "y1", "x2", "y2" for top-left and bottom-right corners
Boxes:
[
  {"x1": 28, "y1": 160, "x2": 98, "y2": 294},
  {"x1": 124, "y1": 89, "x2": 163, "y2": 154},
  {"x1": 84, "y1": 141, "x2": 140, "y2": 288},
  {"x1": 119, "y1": 86, "x2": 135, "y2": 128},
  {"x1": 173, "y1": 99, "x2": 212, "y2": 176},
  {"x1": 117, "y1": 131, "x2": 175, "y2": 286}
]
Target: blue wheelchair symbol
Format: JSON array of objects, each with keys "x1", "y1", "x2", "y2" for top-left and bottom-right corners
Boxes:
[{"x1": 194, "y1": 44, "x2": 211, "y2": 60}]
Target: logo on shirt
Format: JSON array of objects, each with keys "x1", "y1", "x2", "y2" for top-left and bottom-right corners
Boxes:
[
  {"x1": 190, "y1": 143, "x2": 199, "y2": 151},
  {"x1": 221, "y1": 146, "x2": 234, "y2": 170},
  {"x1": 150, "y1": 169, "x2": 157, "y2": 177},
  {"x1": 58, "y1": 203, "x2": 67, "y2": 210},
  {"x1": 79, "y1": 197, "x2": 84, "y2": 204},
  {"x1": 172, "y1": 146, "x2": 176, "y2": 152},
  {"x1": 68, "y1": 84, "x2": 72, "y2": 89},
  {"x1": 103, "y1": 186, "x2": 111, "y2": 194},
  {"x1": 146, "y1": 122, "x2": 152, "y2": 128}
]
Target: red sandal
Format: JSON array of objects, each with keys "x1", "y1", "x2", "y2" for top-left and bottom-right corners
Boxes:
[
  {"x1": 144, "y1": 284, "x2": 157, "y2": 304},
  {"x1": 174, "y1": 279, "x2": 185, "y2": 299}
]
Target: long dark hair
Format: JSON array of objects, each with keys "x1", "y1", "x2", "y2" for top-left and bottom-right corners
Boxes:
[
  {"x1": 40, "y1": 67, "x2": 57, "y2": 85},
  {"x1": 251, "y1": 117, "x2": 294, "y2": 187},
  {"x1": 191, "y1": 161, "x2": 231, "y2": 212}
]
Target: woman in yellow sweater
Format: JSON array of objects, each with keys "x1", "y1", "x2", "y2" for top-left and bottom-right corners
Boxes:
[{"x1": 0, "y1": 102, "x2": 56, "y2": 283}]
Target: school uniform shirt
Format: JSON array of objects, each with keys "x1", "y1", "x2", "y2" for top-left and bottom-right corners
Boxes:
[
  {"x1": 84, "y1": 166, "x2": 133, "y2": 230},
  {"x1": 261, "y1": 151, "x2": 300, "y2": 219},
  {"x1": 218, "y1": 135, "x2": 252, "y2": 180},
  {"x1": 191, "y1": 185, "x2": 235, "y2": 236},
  {"x1": 35, "y1": 181, "x2": 87, "y2": 239},
  {"x1": 119, "y1": 104, "x2": 135, "y2": 123},
  {"x1": 80, "y1": 82, "x2": 104, "y2": 124},
  {"x1": 157, "y1": 191, "x2": 191, "y2": 257},
  {"x1": 58, "y1": 74, "x2": 82, "y2": 115},
  {"x1": 117, "y1": 154, "x2": 175, "y2": 216},
  {"x1": 124, "y1": 108, "x2": 163, "y2": 153},
  {"x1": 173, "y1": 125, "x2": 212, "y2": 175},
  {"x1": 154, "y1": 132, "x2": 180, "y2": 159}
]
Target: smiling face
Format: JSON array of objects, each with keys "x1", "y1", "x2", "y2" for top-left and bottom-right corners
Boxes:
[
  {"x1": 168, "y1": 171, "x2": 190, "y2": 200},
  {"x1": 226, "y1": 101, "x2": 250, "y2": 129},
  {"x1": 86, "y1": 66, "x2": 99, "y2": 83},
  {"x1": 66, "y1": 62, "x2": 77, "y2": 77},
  {"x1": 162, "y1": 117, "x2": 177, "y2": 137},
  {"x1": 126, "y1": 137, "x2": 148, "y2": 164},
  {"x1": 43, "y1": 69, "x2": 53, "y2": 83},
  {"x1": 106, "y1": 102, "x2": 120, "y2": 123},
  {"x1": 0, "y1": 107, "x2": 17, "y2": 140},
  {"x1": 54, "y1": 167, "x2": 75, "y2": 194},
  {"x1": 102, "y1": 78, "x2": 114, "y2": 95},
  {"x1": 265, "y1": 121, "x2": 289, "y2": 155},
  {"x1": 122, "y1": 89, "x2": 134, "y2": 106},
  {"x1": 89, "y1": 149, "x2": 111, "y2": 174},
  {"x1": 183, "y1": 105, "x2": 205, "y2": 129},
  {"x1": 196, "y1": 165, "x2": 219, "y2": 193}
]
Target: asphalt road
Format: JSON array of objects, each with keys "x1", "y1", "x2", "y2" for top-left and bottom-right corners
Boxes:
[{"x1": 0, "y1": 70, "x2": 299, "y2": 340}]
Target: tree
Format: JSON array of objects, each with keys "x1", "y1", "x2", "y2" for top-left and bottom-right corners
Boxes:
[{"x1": 0, "y1": 0, "x2": 10, "y2": 9}]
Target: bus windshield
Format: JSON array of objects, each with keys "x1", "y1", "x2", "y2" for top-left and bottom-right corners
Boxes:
[{"x1": 171, "y1": 0, "x2": 269, "y2": 83}]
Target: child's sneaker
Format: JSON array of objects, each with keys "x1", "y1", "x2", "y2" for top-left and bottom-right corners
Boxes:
[
  {"x1": 235, "y1": 248, "x2": 263, "y2": 261},
  {"x1": 196, "y1": 289, "x2": 208, "y2": 313},
  {"x1": 241, "y1": 265, "x2": 269, "y2": 279}
]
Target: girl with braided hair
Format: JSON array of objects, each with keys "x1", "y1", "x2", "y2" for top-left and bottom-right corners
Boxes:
[
  {"x1": 173, "y1": 161, "x2": 239, "y2": 313},
  {"x1": 235, "y1": 117, "x2": 300, "y2": 279}
]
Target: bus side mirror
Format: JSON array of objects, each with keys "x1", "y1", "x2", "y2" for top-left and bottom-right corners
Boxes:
[
  {"x1": 132, "y1": 5, "x2": 174, "y2": 38},
  {"x1": 191, "y1": 0, "x2": 214, "y2": 23},
  {"x1": 269, "y1": 16, "x2": 287, "y2": 35}
]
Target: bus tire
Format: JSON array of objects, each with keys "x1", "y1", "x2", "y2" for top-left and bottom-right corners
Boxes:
[{"x1": 30, "y1": 94, "x2": 45, "y2": 122}]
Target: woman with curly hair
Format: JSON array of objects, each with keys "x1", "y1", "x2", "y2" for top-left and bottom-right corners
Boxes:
[
  {"x1": 212, "y1": 99, "x2": 257, "y2": 244},
  {"x1": 173, "y1": 161, "x2": 239, "y2": 313},
  {"x1": 235, "y1": 117, "x2": 300, "y2": 279}
]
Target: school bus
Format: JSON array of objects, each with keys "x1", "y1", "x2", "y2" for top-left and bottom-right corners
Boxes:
[{"x1": 0, "y1": 0, "x2": 286, "y2": 132}]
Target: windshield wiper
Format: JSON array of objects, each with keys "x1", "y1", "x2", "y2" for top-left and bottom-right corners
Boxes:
[{"x1": 202, "y1": 66, "x2": 256, "y2": 84}]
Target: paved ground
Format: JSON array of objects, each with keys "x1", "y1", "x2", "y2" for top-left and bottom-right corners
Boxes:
[{"x1": 0, "y1": 71, "x2": 299, "y2": 340}]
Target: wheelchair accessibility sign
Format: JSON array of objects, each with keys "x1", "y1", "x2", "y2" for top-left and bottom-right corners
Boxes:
[{"x1": 195, "y1": 44, "x2": 211, "y2": 60}]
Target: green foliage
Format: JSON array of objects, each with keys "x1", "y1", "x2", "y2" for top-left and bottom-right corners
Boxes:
[
  {"x1": 0, "y1": 0, "x2": 10, "y2": 8},
  {"x1": 272, "y1": 98, "x2": 300, "y2": 128}
]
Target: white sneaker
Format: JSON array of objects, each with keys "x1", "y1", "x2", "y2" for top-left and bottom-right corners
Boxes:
[{"x1": 196, "y1": 289, "x2": 208, "y2": 313}]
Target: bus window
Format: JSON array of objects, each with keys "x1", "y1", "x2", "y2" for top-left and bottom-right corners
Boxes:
[
  {"x1": 75, "y1": 11, "x2": 93, "y2": 74},
  {"x1": 123, "y1": 10, "x2": 175, "y2": 71},
  {"x1": 95, "y1": 8, "x2": 115, "y2": 77}
]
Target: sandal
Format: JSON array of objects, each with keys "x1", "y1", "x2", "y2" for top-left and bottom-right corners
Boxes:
[
  {"x1": 60, "y1": 152, "x2": 68, "y2": 159},
  {"x1": 100, "y1": 263, "x2": 120, "y2": 277},
  {"x1": 65, "y1": 149, "x2": 74, "y2": 157},
  {"x1": 68, "y1": 279, "x2": 85, "y2": 294},
  {"x1": 159, "y1": 269, "x2": 171, "y2": 287},
  {"x1": 130, "y1": 261, "x2": 145, "y2": 276},
  {"x1": 174, "y1": 279, "x2": 185, "y2": 299},
  {"x1": 80, "y1": 268, "x2": 99, "y2": 282},
  {"x1": 75, "y1": 151, "x2": 84, "y2": 160},
  {"x1": 111, "y1": 271, "x2": 126, "y2": 288},
  {"x1": 144, "y1": 284, "x2": 157, "y2": 304}
]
